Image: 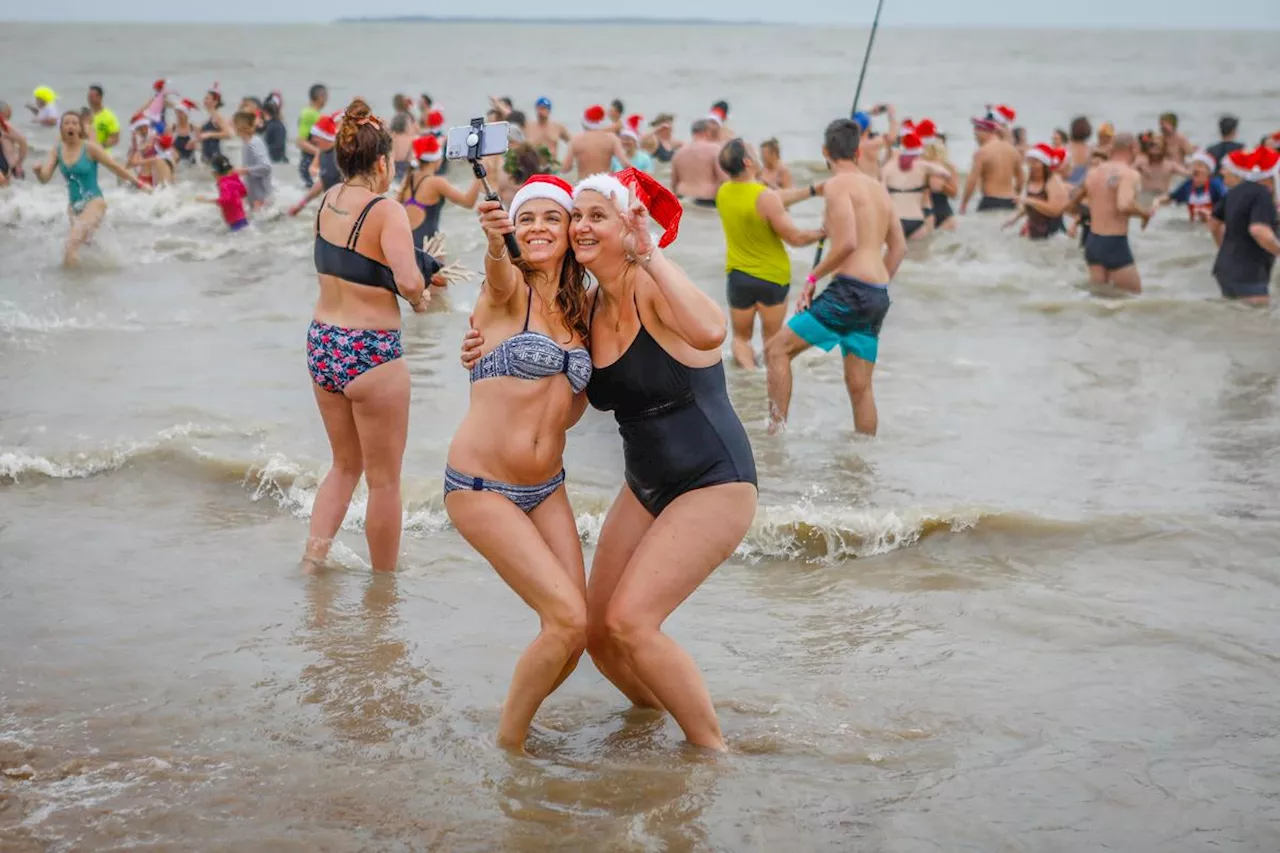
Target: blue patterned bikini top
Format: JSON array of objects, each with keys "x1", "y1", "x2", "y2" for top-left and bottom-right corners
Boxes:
[{"x1": 470, "y1": 286, "x2": 592, "y2": 394}]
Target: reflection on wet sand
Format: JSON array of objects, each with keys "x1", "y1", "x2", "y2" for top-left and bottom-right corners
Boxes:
[{"x1": 296, "y1": 571, "x2": 439, "y2": 745}]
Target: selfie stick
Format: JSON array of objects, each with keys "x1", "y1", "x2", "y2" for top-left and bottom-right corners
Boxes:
[
  {"x1": 466, "y1": 118, "x2": 521, "y2": 260},
  {"x1": 811, "y1": 0, "x2": 886, "y2": 272}
]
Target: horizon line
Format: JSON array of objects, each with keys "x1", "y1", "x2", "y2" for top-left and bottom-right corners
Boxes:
[{"x1": 3, "y1": 18, "x2": 1278, "y2": 31}]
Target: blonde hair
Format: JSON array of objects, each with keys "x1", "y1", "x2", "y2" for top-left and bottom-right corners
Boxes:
[{"x1": 923, "y1": 140, "x2": 948, "y2": 162}]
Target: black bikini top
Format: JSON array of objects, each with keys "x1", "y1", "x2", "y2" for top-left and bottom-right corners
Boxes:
[
  {"x1": 314, "y1": 193, "x2": 400, "y2": 295},
  {"x1": 585, "y1": 291, "x2": 696, "y2": 421}
]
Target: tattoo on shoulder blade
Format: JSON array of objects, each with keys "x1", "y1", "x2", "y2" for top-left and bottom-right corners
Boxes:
[{"x1": 325, "y1": 201, "x2": 348, "y2": 216}]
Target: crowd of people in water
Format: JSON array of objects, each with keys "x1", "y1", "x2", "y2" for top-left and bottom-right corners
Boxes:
[{"x1": 5, "y1": 77, "x2": 1279, "y2": 753}]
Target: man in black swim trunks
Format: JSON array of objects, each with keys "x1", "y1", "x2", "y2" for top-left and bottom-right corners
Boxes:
[
  {"x1": 1210, "y1": 146, "x2": 1280, "y2": 306},
  {"x1": 1078, "y1": 132, "x2": 1153, "y2": 294},
  {"x1": 671, "y1": 119, "x2": 725, "y2": 207}
]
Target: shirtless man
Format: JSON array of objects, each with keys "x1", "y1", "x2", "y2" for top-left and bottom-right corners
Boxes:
[
  {"x1": 960, "y1": 116, "x2": 1023, "y2": 213},
  {"x1": 765, "y1": 118, "x2": 907, "y2": 436},
  {"x1": 524, "y1": 96, "x2": 571, "y2": 161},
  {"x1": 707, "y1": 100, "x2": 734, "y2": 142},
  {"x1": 1076, "y1": 132, "x2": 1153, "y2": 294},
  {"x1": 852, "y1": 104, "x2": 898, "y2": 179},
  {"x1": 670, "y1": 118, "x2": 726, "y2": 207},
  {"x1": 562, "y1": 104, "x2": 629, "y2": 178},
  {"x1": 1159, "y1": 112, "x2": 1194, "y2": 165}
]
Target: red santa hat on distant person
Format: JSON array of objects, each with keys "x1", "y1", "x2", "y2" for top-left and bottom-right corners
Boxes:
[
  {"x1": 412, "y1": 135, "x2": 442, "y2": 163},
  {"x1": 971, "y1": 116, "x2": 1000, "y2": 133},
  {"x1": 170, "y1": 96, "x2": 199, "y2": 115},
  {"x1": 153, "y1": 78, "x2": 167, "y2": 93},
  {"x1": 311, "y1": 114, "x2": 338, "y2": 142},
  {"x1": 510, "y1": 174, "x2": 575, "y2": 220},
  {"x1": 1226, "y1": 146, "x2": 1280, "y2": 181},
  {"x1": 991, "y1": 104, "x2": 1016, "y2": 127},
  {"x1": 621, "y1": 114, "x2": 643, "y2": 141},
  {"x1": 582, "y1": 104, "x2": 609, "y2": 131},
  {"x1": 425, "y1": 109, "x2": 445, "y2": 131},
  {"x1": 1026, "y1": 143, "x2": 1063, "y2": 167},
  {"x1": 154, "y1": 133, "x2": 174, "y2": 160},
  {"x1": 709, "y1": 104, "x2": 727, "y2": 122},
  {"x1": 913, "y1": 119, "x2": 938, "y2": 142},
  {"x1": 574, "y1": 168, "x2": 683, "y2": 248},
  {"x1": 1188, "y1": 149, "x2": 1217, "y2": 172},
  {"x1": 899, "y1": 133, "x2": 923, "y2": 157},
  {"x1": 130, "y1": 112, "x2": 150, "y2": 131}
]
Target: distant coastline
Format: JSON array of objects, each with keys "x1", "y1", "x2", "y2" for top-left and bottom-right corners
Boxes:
[{"x1": 335, "y1": 16, "x2": 784, "y2": 26}]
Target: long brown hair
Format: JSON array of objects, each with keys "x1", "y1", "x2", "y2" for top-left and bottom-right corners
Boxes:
[
  {"x1": 515, "y1": 253, "x2": 591, "y2": 343},
  {"x1": 335, "y1": 98, "x2": 391, "y2": 180}
]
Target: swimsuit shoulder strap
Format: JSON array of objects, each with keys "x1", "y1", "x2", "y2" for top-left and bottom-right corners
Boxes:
[
  {"x1": 315, "y1": 188, "x2": 327, "y2": 234},
  {"x1": 347, "y1": 196, "x2": 384, "y2": 250},
  {"x1": 522, "y1": 284, "x2": 534, "y2": 332}
]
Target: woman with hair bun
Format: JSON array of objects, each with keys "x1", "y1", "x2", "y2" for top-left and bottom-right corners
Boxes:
[{"x1": 301, "y1": 98, "x2": 433, "y2": 574}]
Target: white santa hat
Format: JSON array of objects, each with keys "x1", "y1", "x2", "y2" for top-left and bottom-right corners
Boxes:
[
  {"x1": 1188, "y1": 149, "x2": 1217, "y2": 172},
  {"x1": 573, "y1": 172, "x2": 630, "y2": 212},
  {"x1": 510, "y1": 174, "x2": 575, "y2": 220},
  {"x1": 582, "y1": 104, "x2": 609, "y2": 131}
]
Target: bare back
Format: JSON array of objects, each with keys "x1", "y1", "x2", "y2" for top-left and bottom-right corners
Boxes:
[
  {"x1": 828, "y1": 170, "x2": 894, "y2": 284},
  {"x1": 526, "y1": 119, "x2": 568, "y2": 155},
  {"x1": 314, "y1": 187, "x2": 404, "y2": 330},
  {"x1": 671, "y1": 140, "x2": 724, "y2": 201},
  {"x1": 570, "y1": 130, "x2": 617, "y2": 176},
  {"x1": 978, "y1": 139, "x2": 1022, "y2": 199},
  {"x1": 1083, "y1": 161, "x2": 1139, "y2": 236}
]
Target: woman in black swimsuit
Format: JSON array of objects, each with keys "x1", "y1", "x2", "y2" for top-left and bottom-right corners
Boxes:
[
  {"x1": 572, "y1": 173, "x2": 755, "y2": 751},
  {"x1": 1007, "y1": 144, "x2": 1068, "y2": 240},
  {"x1": 197, "y1": 86, "x2": 231, "y2": 164}
]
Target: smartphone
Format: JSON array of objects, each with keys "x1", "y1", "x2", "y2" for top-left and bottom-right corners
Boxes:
[{"x1": 445, "y1": 121, "x2": 510, "y2": 161}]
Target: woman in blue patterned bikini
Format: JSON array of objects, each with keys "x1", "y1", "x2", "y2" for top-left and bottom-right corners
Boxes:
[{"x1": 444, "y1": 174, "x2": 594, "y2": 751}]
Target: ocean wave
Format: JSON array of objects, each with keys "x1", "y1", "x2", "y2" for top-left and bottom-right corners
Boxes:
[
  {"x1": 0, "y1": 303, "x2": 144, "y2": 335},
  {"x1": 4, "y1": 433, "x2": 1096, "y2": 562}
]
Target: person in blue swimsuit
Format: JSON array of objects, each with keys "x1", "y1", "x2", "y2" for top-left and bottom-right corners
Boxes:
[
  {"x1": 33, "y1": 112, "x2": 149, "y2": 266},
  {"x1": 444, "y1": 175, "x2": 594, "y2": 751},
  {"x1": 301, "y1": 99, "x2": 431, "y2": 575}
]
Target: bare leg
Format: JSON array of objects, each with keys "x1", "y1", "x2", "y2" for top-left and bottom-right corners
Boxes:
[
  {"x1": 447, "y1": 488, "x2": 588, "y2": 750},
  {"x1": 757, "y1": 302, "x2": 788, "y2": 364},
  {"x1": 842, "y1": 353, "x2": 878, "y2": 436},
  {"x1": 304, "y1": 385, "x2": 364, "y2": 570},
  {"x1": 604, "y1": 482, "x2": 757, "y2": 750},
  {"x1": 346, "y1": 359, "x2": 411, "y2": 572},
  {"x1": 587, "y1": 487, "x2": 665, "y2": 710},
  {"x1": 764, "y1": 326, "x2": 812, "y2": 435},
  {"x1": 1087, "y1": 264, "x2": 1107, "y2": 287},
  {"x1": 64, "y1": 199, "x2": 107, "y2": 267},
  {"x1": 729, "y1": 306, "x2": 757, "y2": 370},
  {"x1": 528, "y1": 488, "x2": 589, "y2": 693},
  {"x1": 1108, "y1": 263, "x2": 1142, "y2": 294}
]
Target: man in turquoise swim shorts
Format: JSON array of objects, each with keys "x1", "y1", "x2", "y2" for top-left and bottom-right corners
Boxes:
[{"x1": 765, "y1": 118, "x2": 907, "y2": 436}]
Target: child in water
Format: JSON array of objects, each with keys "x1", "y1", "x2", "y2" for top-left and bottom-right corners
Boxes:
[{"x1": 198, "y1": 154, "x2": 248, "y2": 232}]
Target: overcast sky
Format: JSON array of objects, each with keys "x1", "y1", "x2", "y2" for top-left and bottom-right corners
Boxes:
[{"x1": 9, "y1": 0, "x2": 1280, "y2": 27}]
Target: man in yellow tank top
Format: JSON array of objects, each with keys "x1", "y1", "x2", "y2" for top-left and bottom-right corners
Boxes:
[{"x1": 715, "y1": 139, "x2": 824, "y2": 369}]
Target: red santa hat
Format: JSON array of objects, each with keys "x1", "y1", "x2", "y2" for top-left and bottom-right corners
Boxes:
[
  {"x1": 971, "y1": 116, "x2": 1000, "y2": 133},
  {"x1": 510, "y1": 174, "x2": 575, "y2": 220},
  {"x1": 1026, "y1": 143, "x2": 1060, "y2": 167},
  {"x1": 425, "y1": 109, "x2": 445, "y2": 130},
  {"x1": 709, "y1": 104, "x2": 727, "y2": 122},
  {"x1": 1226, "y1": 146, "x2": 1279, "y2": 181},
  {"x1": 899, "y1": 133, "x2": 923, "y2": 157},
  {"x1": 154, "y1": 133, "x2": 174, "y2": 161},
  {"x1": 130, "y1": 112, "x2": 150, "y2": 131},
  {"x1": 582, "y1": 104, "x2": 608, "y2": 131},
  {"x1": 992, "y1": 104, "x2": 1016, "y2": 127},
  {"x1": 574, "y1": 168, "x2": 683, "y2": 248},
  {"x1": 311, "y1": 114, "x2": 338, "y2": 142},
  {"x1": 153, "y1": 78, "x2": 167, "y2": 93},
  {"x1": 624, "y1": 114, "x2": 643, "y2": 135},
  {"x1": 1188, "y1": 150, "x2": 1217, "y2": 172},
  {"x1": 412, "y1": 135, "x2": 442, "y2": 163},
  {"x1": 913, "y1": 119, "x2": 938, "y2": 142}
]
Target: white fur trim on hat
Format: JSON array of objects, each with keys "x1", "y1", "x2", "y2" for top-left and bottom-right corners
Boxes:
[
  {"x1": 1026, "y1": 147, "x2": 1055, "y2": 167},
  {"x1": 573, "y1": 173, "x2": 629, "y2": 212},
  {"x1": 510, "y1": 176, "x2": 575, "y2": 220},
  {"x1": 1189, "y1": 150, "x2": 1216, "y2": 171},
  {"x1": 620, "y1": 128, "x2": 639, "y2": 143}
]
